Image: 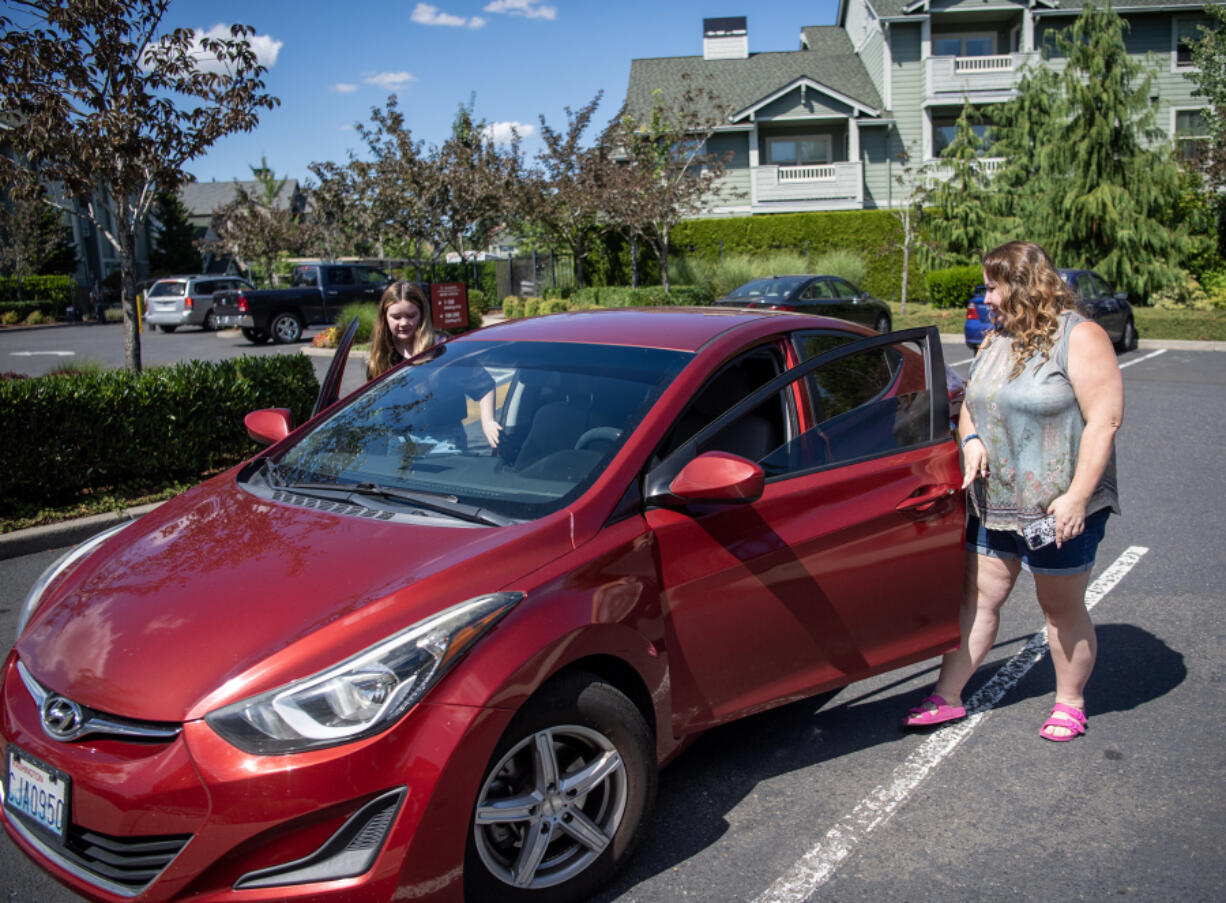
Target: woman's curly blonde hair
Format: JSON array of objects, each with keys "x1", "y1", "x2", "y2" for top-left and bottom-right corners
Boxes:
[{"x1": 982, "y1": 241, "x2": 1078, "y2": 380}]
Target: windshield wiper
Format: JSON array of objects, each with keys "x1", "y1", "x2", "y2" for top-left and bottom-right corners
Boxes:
[{"x1": 284, "y1": 480, "x2": 512, "y2": 527}]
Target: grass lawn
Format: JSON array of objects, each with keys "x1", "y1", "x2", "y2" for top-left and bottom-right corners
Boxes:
[{"x1": 890, "y1": 301, "x2": 1226, "y2": 342}]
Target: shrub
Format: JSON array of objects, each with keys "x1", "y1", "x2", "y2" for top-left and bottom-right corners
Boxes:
[
  {"x1": 25, "y1": 310, "x2": 47, "y2": 325},
  {"x1": 468, "y1": 289, "x2": 488, "y2": 314},
  {"x1": 1150, "y1": 274, "x2": 1226, "y2": 311},
  {"x1": 501, "y1": 297, "x2": 523, "y2": 318},
  {"x1": 0, "y1": 275, "x2": 76, "y2": 311},
  {"x1": 810, "y1": 248, "x2": 866, "y2": 286},
  {"x1": 336, "y1": 302, "x2": 379, "y2": 344},
  {"x1": 0, "y1": 355, "x2": 318, "y2": 513},
  {"x1": 925, "y1": 266, "x2": 983, "y2": 309},
  {"x1": 313, "y1": 326, "x2": 340, "y2": 348},
  {"x1": 539, "y1": 298, "x2": 570, "y2": 314},
  {"x1": 522, "y1": 298, "x2": 541, "y2": 318},
  {"x1": 2, "y1": 310, "x2": 20, "y2": 325}
]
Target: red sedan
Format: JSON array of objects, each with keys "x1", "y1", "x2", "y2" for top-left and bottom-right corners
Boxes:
[{"x1": 2, "y1": 308, "x2": 965, "y2": 903}]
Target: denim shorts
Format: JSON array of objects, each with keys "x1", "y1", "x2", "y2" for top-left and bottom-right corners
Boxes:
[{"x1": 966, "y1": 509, "x2": 1110, "y2": 576}]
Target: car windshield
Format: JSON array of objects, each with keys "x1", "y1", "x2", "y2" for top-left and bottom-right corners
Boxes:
[
  {"x1": 270, "y1": 340, "x2": 691, "y2": 522},
  {"x1": 149, "y1": 281, "x2": 186, "y2": 297},
  {"x1": 728, "y1": 277, "x2": 808, "y2": 300}
]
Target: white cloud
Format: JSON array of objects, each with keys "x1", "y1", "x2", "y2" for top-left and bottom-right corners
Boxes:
[
  {"x1": 363, "y1": 71, "x2": 417, "y2": 89},
  {"x1": 483, "y1": 121, "x2": 534, "y2": 145},
  {"x1": 184, "y1": 23, "x2": 282, "y2": 74},
  {"x1": 332, "y1": 83, "x2": 358, "y2": 94},
  {"x1": 412, "y1": 3, "x2": 486, "y2": 28},
  {"x1": 484, "y1": 0, "x2": 557, "y2": 20}
]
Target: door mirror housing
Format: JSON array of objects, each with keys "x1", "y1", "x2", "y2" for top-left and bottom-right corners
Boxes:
[
  {"x1": 649, "y1": 451, "x2": 764, "y2": 507},
  {"x1": 244, "y1": 408, "x2": 294, "y2": 446}
]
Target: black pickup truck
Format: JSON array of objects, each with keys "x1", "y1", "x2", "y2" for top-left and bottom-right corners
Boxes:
[{"x1": 214, "y1": 262, "x2": 392, "y2": 344}]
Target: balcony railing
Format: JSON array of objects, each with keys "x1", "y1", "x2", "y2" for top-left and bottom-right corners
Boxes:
[
  {"x1": 926, "y1": 157, "x2": 1006, "y2": 185},
  {"x1": 926, "y1": 52, "x2": 1038, "y2": 97},
  {"x1": 755, "y1": 162, "x2": 862, "y2": 206}
]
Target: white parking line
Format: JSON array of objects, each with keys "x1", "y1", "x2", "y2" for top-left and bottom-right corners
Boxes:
[
  {"x1": 754, "y1": 545, "x2": 1150, "y2": 903},
  {"x1": 10, "y1": 351, "x2": 75, "y2": 357},
  {"x1": 1118, "y1": 348, "x2": 1167, "y2": 369}
]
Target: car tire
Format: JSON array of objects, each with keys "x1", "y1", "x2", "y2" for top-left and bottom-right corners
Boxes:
[
  {"x1": 241, "y1": 327, "x2": 270, "y2": 345},
  {"x1": 157, "y1": 324, "x2": 177, "y2": 334},
  {"x1": 465, "y1": 671, "x2": 656, "y2": 903},
  {"x1": 1116, "y1": 317, "x2": 1137, "y2": 352},
  {"x1": 874, "y1": 314, "x2": 891, "y2": 334},
  {"x1": 269, "y1": 312, "x2": 304, "y2": 344},
  {"x1": 203, "y1": 309, "x2": 217, "y2": 331}
]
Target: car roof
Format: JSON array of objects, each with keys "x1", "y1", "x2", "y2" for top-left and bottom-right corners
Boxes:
[{"x1": 459, "y1": 306, "x2": 833, "y2": 353}]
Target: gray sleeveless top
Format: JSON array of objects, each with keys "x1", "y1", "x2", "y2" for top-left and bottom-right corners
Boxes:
[{"x1": 965, "y1": 310, "x2": 1120, "y2": 532}]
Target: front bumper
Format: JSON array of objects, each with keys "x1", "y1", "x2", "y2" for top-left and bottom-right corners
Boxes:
[{"x1": 1, "y1": 653, "x2": 512, "y2": 903}]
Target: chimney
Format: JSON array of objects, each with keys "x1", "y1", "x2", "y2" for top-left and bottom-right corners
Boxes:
[{"x1": 703, "y1": 17, "x2": 748, "y2": 60}]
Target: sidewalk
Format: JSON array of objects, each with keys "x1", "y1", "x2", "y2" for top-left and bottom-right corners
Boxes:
[{"x1": 1, "y1": 332, "x2": 1219, "y2": 562}]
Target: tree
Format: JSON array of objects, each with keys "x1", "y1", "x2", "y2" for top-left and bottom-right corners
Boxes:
[
  {"x1": 606, "y1": 81, "x2": 734, "y2": 291},
  {"x1": 925, "y1": 100, "x2": 997, "y2": 263},
  {"x1": 305, "y1": 158, "x2": 371, "y2": 262},
  {"x1": 1185, "y1": 4, "x2": 1226, "y2": 254},
  {"x1": 993, "y1": 1, "x2": 1186, "y2": 296},
  {"x1": 147, "y1": 191, "x2": 201, "y2": 275},
  {"x1": 886, "y1": 145, "x2": 930, "y2": 314},
  {"x1": 431, "y1": 95, "x2": 520, "y2": 263},
  {"x1": 0, "y1": 0, "x2": 277, "y2": 371},
  {"x1": 0, "y1": 182, "x2": 77, "y2": 295},
  {"x1": 521, "y1": 91, "x2": 615, "y2": 289},
  {"x1": 209, "y1": 159, "x2": 303, "y2": 287}
]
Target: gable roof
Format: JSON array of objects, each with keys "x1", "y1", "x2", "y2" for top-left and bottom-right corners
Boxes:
[
  {"x1": 626, "y1": 29, "x2": 884, "y2": 126},
  {"x1": 178, "y1": 179, "x2": 301, "y2": 219}
]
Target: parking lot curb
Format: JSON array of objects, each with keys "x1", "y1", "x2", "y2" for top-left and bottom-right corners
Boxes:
[{"x1": 0, "y1": 502, "x2": 165, "y2": 561}]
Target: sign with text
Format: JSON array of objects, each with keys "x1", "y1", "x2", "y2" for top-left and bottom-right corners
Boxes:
[{"x1": 430, "y1": 282, "x2": 469, "y2": 330}]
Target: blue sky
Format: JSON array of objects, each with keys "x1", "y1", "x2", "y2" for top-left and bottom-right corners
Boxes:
[{"x1": 166, "y1": 0, "x2": 843, "y2": 186}]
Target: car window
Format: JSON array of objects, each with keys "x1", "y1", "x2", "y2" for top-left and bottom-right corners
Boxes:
[
  {"x1": 1073, "y1": 273, "x2": 1096, "y2": 299},
  {"x1": 327, "y1": 267, "x2": 355, "y2": 285},
  {"x1": 193, "y1": 280, "x2": 216, "y2": 295},
  {"x1": 1090, "y1": 273, "x2": 1114, "y2": 297},
  {"x1": 656, "y1": 347, "x2": 790, "y2": 469},
  {"x1": 731, "y1": 278, "x2": 807, "y2": 300},
  {"x1": 291, "y1": 266, "x2": 319, "y2": 287},
  {"x1": 787, "y1": 331, "x2": 930, "y2": 466},
  {"x1": 148, "y1": 281, "x2": 186, "y2": 298},
  {"x1": 803, "y1": 280, "x2": 835, "y2": 301},
  {"x1": 357, "y1": 267, "x2": 389, "y2": 285},
  {"x1": 272, "y1": 341, "x2": 690, "y2": 522},
  {"x1": 830, "y1": 278, "x2": 858, "y2": 298}
]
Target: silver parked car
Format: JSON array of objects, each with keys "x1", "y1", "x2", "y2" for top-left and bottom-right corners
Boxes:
[{"x1": 144, "y1": 274, "x2": 254, "y2": 333}]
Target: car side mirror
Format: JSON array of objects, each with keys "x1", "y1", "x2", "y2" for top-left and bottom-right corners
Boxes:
[
  {"x1": 649, "y1": 451, "x2": 764, "y2": 507},
  {"x1": 244, "y1": 408, "x2": 294, "y2": 446}
]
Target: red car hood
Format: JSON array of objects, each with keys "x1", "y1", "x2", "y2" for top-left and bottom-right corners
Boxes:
[{"x1": 16, "y1": 476, "x2": 572, "y2": 722}]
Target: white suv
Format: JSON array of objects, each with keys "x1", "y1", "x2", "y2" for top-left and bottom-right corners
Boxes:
[{"x1": 145, "y1": 275, "x2": 254, "y2": 333}]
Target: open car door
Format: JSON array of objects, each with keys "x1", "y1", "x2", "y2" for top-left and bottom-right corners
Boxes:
[
  {"x1": 311, "y1": 316, "x2": 362, "y2": 418},
  {"x1": 644, "y1": 326, "x2": 965, "y2": 734}
]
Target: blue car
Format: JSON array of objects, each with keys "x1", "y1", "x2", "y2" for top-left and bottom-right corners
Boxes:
[{"x1": 964, "y1": 269, "x2": 1138, "y2": 353}]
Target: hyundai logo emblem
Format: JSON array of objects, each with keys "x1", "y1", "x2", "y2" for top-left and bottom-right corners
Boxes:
[{"x1": 40, "y1": 695, "x2": 87, "y2": 741}]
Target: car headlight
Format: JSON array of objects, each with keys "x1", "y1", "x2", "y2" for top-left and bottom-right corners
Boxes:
[
  {"x1": 205, "y1": 591, "x2": 524, "y2": 755},
  {"x1": 15, "y1": 521, "x2": 132, "y2": 640}
]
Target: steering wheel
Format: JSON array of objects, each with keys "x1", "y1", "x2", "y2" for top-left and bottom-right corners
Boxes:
[{"x1": 574, "y1": 426, "x2": 623, "y2": 450}]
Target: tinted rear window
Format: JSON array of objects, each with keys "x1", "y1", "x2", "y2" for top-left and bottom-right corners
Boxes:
[
  {"x1": 149, "y1": 281, "x2": 187, "y2": 297},
  {"x1": 728, "y1": 278, "x2": 808, "y2": 300}
]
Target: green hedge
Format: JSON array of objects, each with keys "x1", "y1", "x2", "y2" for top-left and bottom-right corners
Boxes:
[
  {"x1": 0, "y1": 275, "x2": 76, "y2": 312},
  {"x1": 499, "y1": 286, "x2": 713, "y2": 319},
  {"x1": 925, "y1": 266, "x2": 984, "y2": 310},
  {"x1": 0, "y1": 355, "x2": 318, "y2": 512},
  {"x1": 0, "y1": 300, "x2": 64, "y2": 320},
  {"x1": 670, "y1": 210, "x2": 926, "y2": 304}
]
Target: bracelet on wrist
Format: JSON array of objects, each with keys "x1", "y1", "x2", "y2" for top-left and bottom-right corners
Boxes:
[{"x1": 960, "y1": 433, "x2": 980, "y2": 449}]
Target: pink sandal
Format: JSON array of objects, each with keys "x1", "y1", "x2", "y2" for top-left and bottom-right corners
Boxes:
[
  {"x1": 902, "y1": 693, "x2": 966, "y2": 728},
  {"x1": 1038, "y1": 703, "x2": 1087, "y2": 742}
]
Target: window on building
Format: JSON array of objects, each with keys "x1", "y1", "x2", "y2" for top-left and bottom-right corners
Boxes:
[
  {"x1": 1175, "y1": 108, "x2": 1210, "y2": 162},
  {"x1": 1175, "y1": 18, "x2": 1205, "y2": 68},
  {"x1": 933, "y1": 33, "x2": 996, "y2": 57},
  {"x1": 932, "y1": 116, "x2": 994, "y2": 158},
  {"x1": 766, "y1": 135, "x2": 832, "y2": 166}
]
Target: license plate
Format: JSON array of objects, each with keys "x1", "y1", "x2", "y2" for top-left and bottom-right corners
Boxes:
[{"x1": 5, "y1": 746, "x2": 70, "y2": 841}]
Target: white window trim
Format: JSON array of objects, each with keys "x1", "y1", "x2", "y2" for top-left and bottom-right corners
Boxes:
[
  {"x1": 1172, "y1": 16, "x2": 1202, "y2": 72},
  {"x1": 931, "y1": 31, "x2": 998, "y2": 57}
]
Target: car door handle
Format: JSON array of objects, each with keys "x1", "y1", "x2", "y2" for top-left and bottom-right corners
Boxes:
[{"x1": 896, "y1": 485, "x2": 957, "y2": 513}]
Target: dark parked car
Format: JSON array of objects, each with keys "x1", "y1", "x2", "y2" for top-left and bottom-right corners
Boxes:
[
  {"x1": 4, "y1": 309, "x2": 965, "y2": 903},
  {"x1": 964, "y1": 269, "x2": 1138, "y2": 353},
  {"x1": 713, "y1": 275, "x2": 893, "y2": 332}
]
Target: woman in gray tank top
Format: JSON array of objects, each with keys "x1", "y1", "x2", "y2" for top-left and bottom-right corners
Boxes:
[{"x1": 902, "y1": 241, "x2": 1124, "y2": 742}]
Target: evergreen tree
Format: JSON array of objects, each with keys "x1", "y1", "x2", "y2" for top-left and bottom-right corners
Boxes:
[
  {"x1": 925, "y1": 99, "x2": 997, "y2": 263},
  {"x1": 1045, "y1": 1, "x2": 1186, "y2": 296},
  {"x1": 147, "y1": 191, "x2": 201, "y2": 275},
  {"x1": 1185, "y1": 4, "x2": 1226, "y2": 256}
]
